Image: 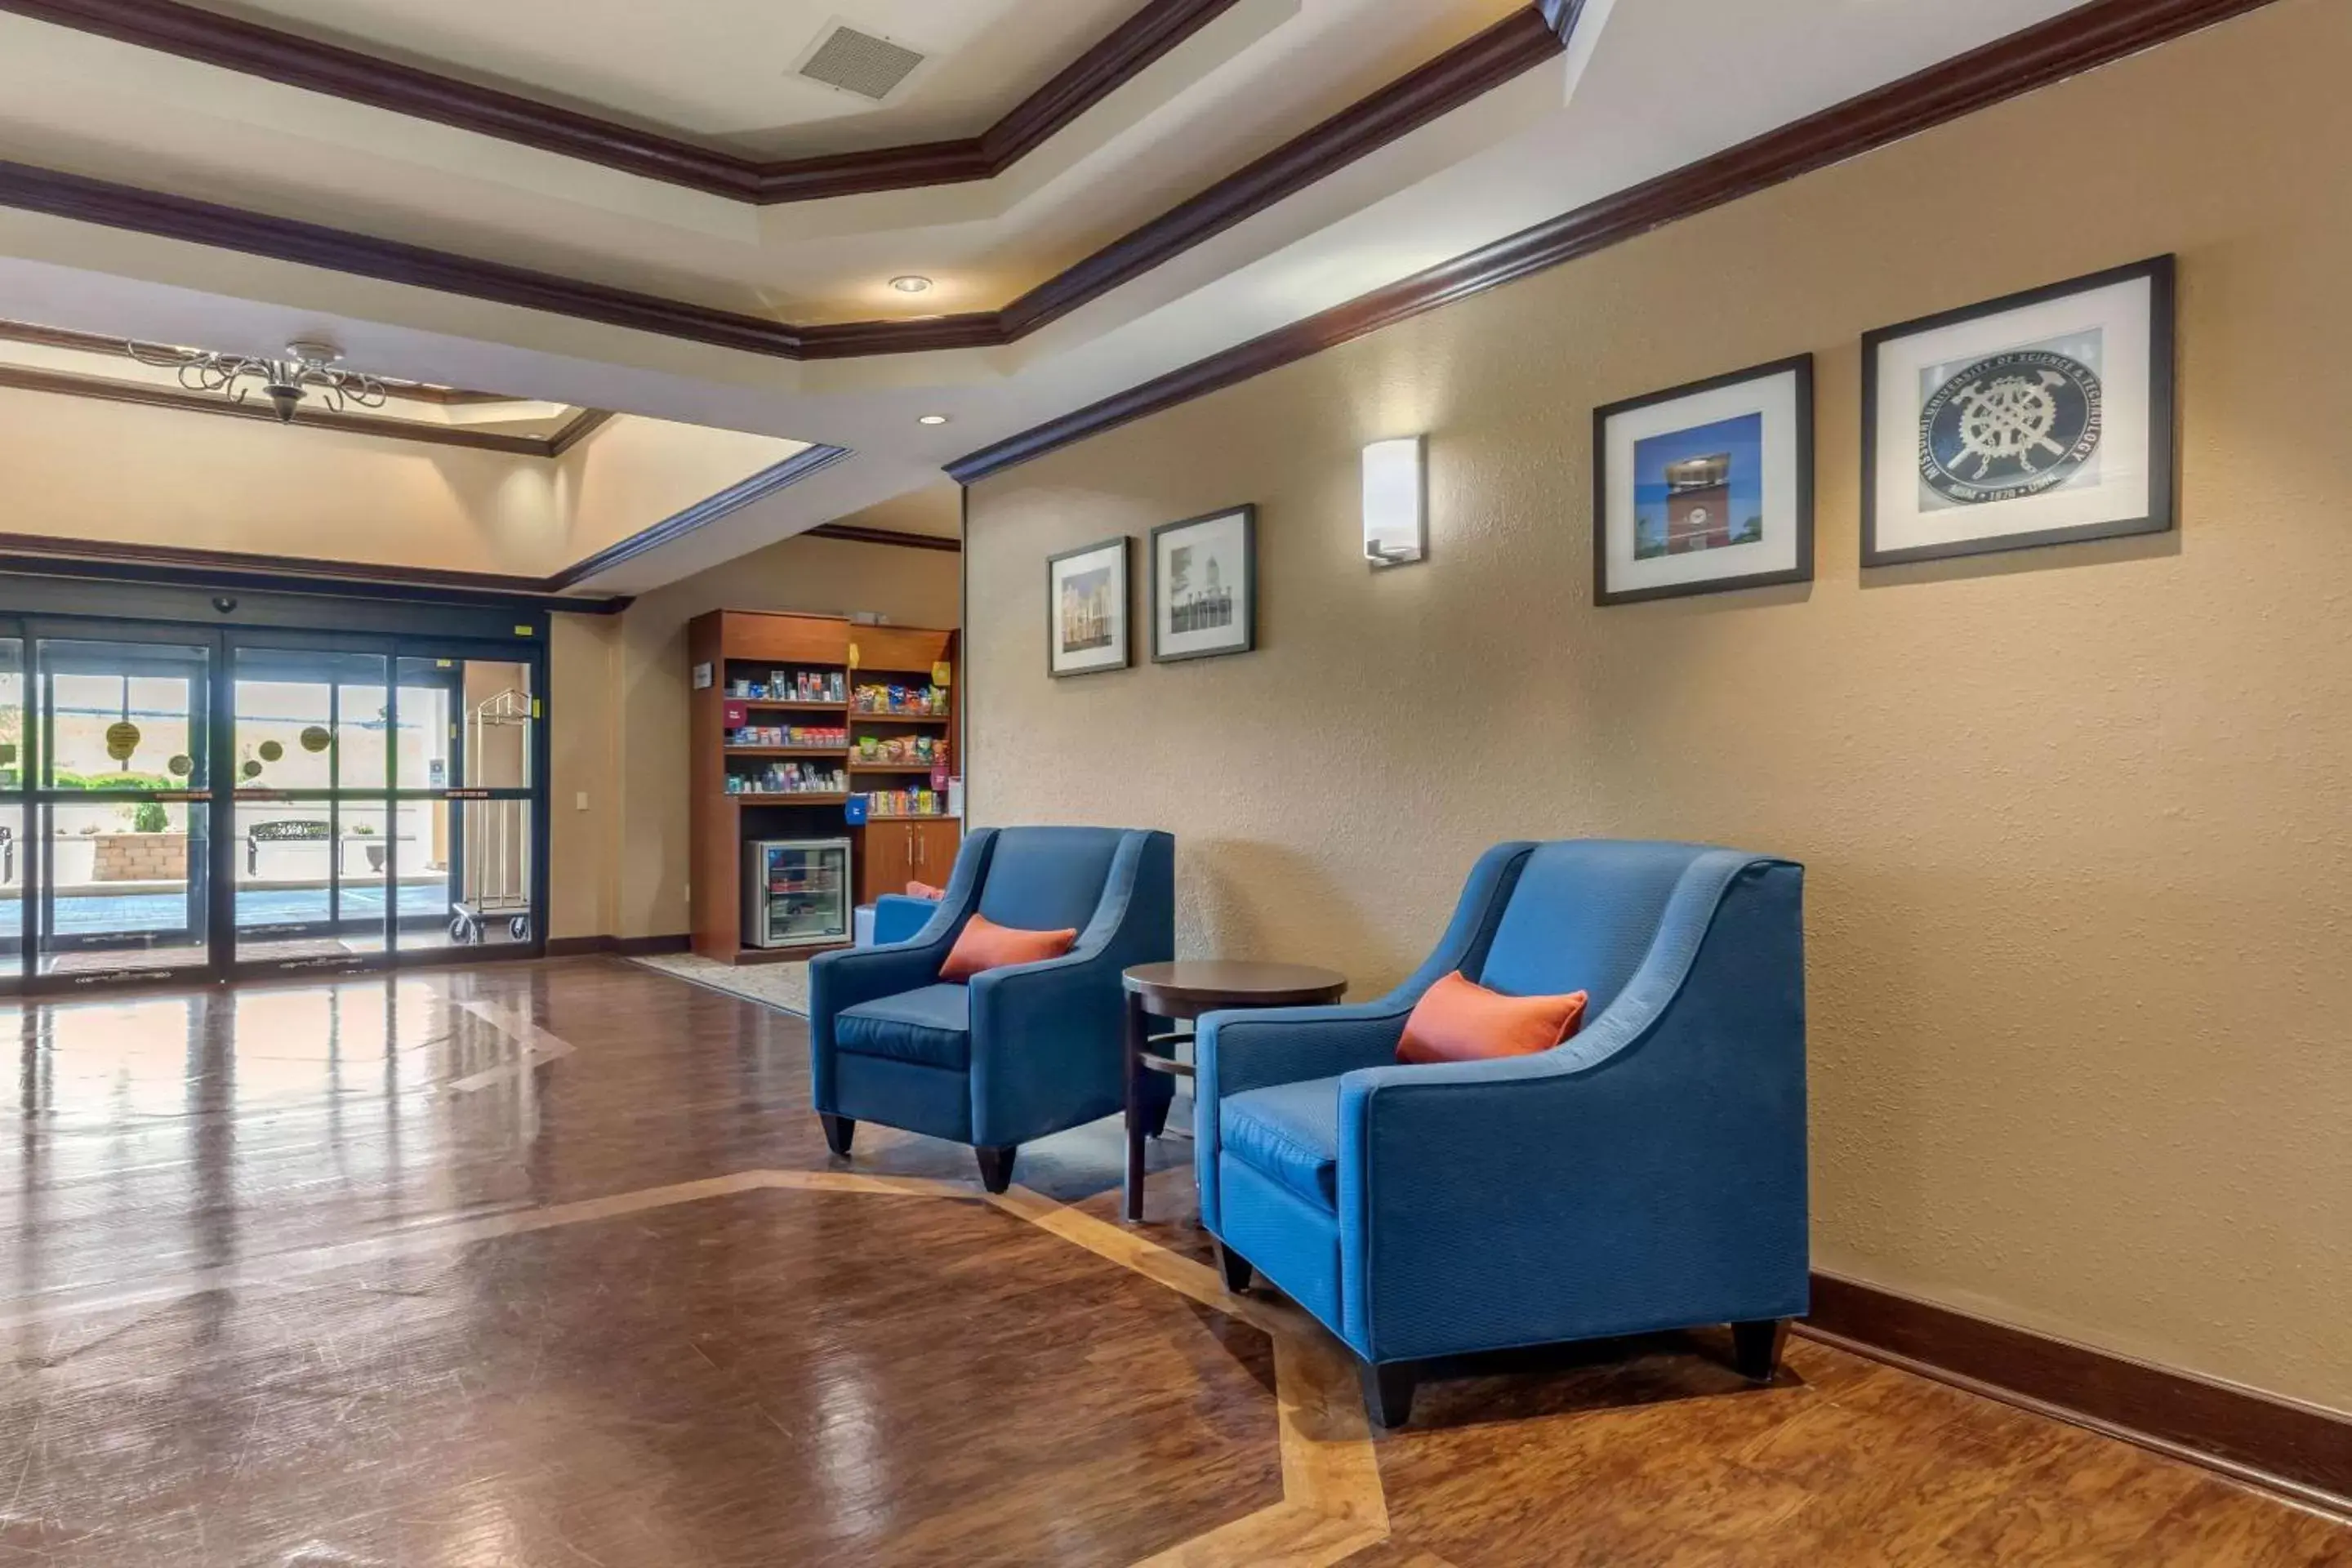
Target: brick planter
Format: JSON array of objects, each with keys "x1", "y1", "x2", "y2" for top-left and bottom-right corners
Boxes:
[{"x1": 89, "y1": 832, "x2": 188, "y2": 882}]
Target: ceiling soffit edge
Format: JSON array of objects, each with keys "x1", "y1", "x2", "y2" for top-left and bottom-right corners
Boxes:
[
  {"x1": 0, "y1": 440, "x2": 933, "y2": 609},
  {"x1": 945, "y1": 0, "x2": 2284, "y2": 482},
  {"x1": 0, "y1": 356, "x2": 612, "y2": 453},
  {"x1": 0, "y1": 7, "x2": 1573, "y2": 362},
  {"x1": 0, "y1": 0, "x2": 1250, "y2": 203}
]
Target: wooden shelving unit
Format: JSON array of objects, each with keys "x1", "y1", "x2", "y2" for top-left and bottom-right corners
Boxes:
[{"x1": 688, "y1": 610, "x2": 960, "y2": 963}]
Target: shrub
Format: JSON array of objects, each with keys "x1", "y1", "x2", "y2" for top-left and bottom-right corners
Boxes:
[
  {"x1": 129, "y1": 801, "x2": 170, "y2": 834},
  {"x1": 52, "y1": 770, "x2": 173, "y2": 792}
]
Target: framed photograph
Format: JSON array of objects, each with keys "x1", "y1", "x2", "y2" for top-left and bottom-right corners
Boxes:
[
  {"x1": 1593, "y1": 354, "x2": 1814, "y2": 605},
  {"x1": 1046, "y1": 536, "x2": 1130, "y2": 678},
  {"x1": 1863, "y1": 255, "x2": 2175, "y2": 566},
  {"x1": 1150, "y1": 506, "x2": 1256, "y2": 662}
]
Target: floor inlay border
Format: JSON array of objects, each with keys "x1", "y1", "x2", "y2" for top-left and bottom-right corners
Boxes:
[{"x1": 0, "y1": 1164, "x2": 1396, "y2": 1566}]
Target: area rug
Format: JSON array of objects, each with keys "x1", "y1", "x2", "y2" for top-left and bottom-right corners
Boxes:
[{"x1": 628, "y1": 951, "x2": 810, "y2": 1015}]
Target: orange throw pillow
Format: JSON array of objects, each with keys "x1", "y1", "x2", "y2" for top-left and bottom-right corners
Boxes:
[
  {"x1": 1396, "y1": 972, "x2": 1588, "y2": 1065},
  {"x1": 905, "y1": 880, "x2": 947, "y2": 900},
  {"x1": 941, "y1": 913, "x2": 1079, "y2": 981}
]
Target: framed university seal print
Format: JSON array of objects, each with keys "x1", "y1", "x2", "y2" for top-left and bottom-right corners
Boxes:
[{"x1": 1861, "y1": 256, "x2": 2174, "y2": 566}]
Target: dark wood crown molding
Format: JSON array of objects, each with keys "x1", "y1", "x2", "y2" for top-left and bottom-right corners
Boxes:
[
  {"x1": 0, "y1": 0, "x2": 2265, "y2": 406},
  {"x1": 995, "y1": 7, "x2": 1564, "y2": 342},
  {"x1": 0, "y1": 6, "x2": 1579, "y2": 363},
  {"x1": 543, "y1": 443, "x2": 852, "y2": 590},
  {"x1": 0, "y1": 0, "x2": 1243, "y2": 205},
  {"x1": 1535, "y1": 0, "x2": 1588, "y2": 45},
  {"x1": 0, "y1": 440, "x2": 891, "y2": 609},
  {"x1": 0, "y1": 355, "x2": 610, "y2": 456},
  {"x1": 1803, "y1": 1273, "x2": 2352, "y2": 1516},
  {"x1": 0, "y1": 155, "x2": 810, "y2": 356},
  {"x1": 0, "y1": 532, "x2": 633, "y2": 612},
  {"x1": 0, "y1": 316, "x2": 519, "y2": 404},
  {"x1": 804, "y1": 522, "x2": 961, "y2": 555},
  {"x1": 543, "y1": 407, "x2": 612, "y2": 458},
  {"x1": 947, "y1": 0, "x2": 2283, "y2": 482}
]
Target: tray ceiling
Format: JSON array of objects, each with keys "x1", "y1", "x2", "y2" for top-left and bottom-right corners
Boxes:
[
  {"x1": 181, "y1": 0, "x2": 1141, "y2": 156},
  {"x1": 0, "y1": 0, "x2": 2282, "y2": 599}
]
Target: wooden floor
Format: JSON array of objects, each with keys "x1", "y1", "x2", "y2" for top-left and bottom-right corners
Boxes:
[{"x1": 0, "y1": 960, "x2": 2342, "y2": 1566}]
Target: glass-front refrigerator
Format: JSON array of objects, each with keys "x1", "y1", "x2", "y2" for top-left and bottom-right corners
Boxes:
[{"x1": 742, "y1": 838, "x2": 851, "y2": 949}]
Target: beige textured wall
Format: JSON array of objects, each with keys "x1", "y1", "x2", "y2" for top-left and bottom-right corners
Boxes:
[
  {"x1": 552, "y1": 417, "x2": 807, "y2": 564},
  {"x1": 546, "y1": 521, "x2": 963, "y2": 941},
  {"x1": 547, "y1": 612, "x2": 621, "y2": 941},
  {"x1": 0, "y1": 395, "x2": 800, "y2": 577},
  {"x1": 0, "y1": 383, "x2": 560, "y2": 572},
  {"x1": 964, "y1": 0, "x2": 2352, "y2": 1412}
]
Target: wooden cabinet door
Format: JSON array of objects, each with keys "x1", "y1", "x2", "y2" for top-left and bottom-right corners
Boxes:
[
  {"x1": 856, "y1": 824, "x2": 915, "y2": 905},
  {"x1": 909, "y1": 821, "x2": 962, "y2": 887}
]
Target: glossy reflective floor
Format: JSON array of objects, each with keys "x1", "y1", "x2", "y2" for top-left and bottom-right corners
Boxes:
[{"x1": 0, "y1": 961, "x2": 2344, "y2": 1566}]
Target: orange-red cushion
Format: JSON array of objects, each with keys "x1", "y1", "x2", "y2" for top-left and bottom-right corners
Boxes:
[
  {"x1": 1396, "y1": 972, "x2": 1588, "y2": 1065},
  {"x1": 905, "y1": 880, "x2": 947, "y2": 900},
  {"x1": 940, "y1": 913, "x2": 1078, "y2": 982}
]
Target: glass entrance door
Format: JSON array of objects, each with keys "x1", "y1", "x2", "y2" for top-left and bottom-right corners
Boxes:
[
  {"x1": 0, "y1": 633, "x2": 22, "y2": 992},
  {"x1": 0, "y1": 612, "x2": 546, "y2": 991},
  {"x1": 32, "y1": 635, "x2": 212, "y2": 982},
  {"x1": 230, "y1": 646, "x2": 393, "y2": 968},
  {"x1": 225, "y1": 644, "x2": 541, "y2": 971},
  {"x1": 395, "y1": 653, "x2": 538, "y2": 952}
]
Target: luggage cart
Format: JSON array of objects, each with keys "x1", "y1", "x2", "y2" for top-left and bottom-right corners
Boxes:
[{"x1": 448, "y1": 686, "x2": 534, "y2": 945}]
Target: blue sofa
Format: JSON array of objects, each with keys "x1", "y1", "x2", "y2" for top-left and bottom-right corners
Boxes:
[
  {"x1": 1194, "y1": 840, "x2": 1806, "y2": 1426},
  {"x1": 809, "y1": 826, "x2": 1175, "y2": 1192}
]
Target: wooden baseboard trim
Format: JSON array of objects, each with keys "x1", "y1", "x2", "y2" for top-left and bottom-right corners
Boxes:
[
  {"x1": 543, "y1": 934, "x2": 692, "y2": 959},
  {"x1": 1801, "y1": 1272, "x2": 2352, "y2": 1517}
]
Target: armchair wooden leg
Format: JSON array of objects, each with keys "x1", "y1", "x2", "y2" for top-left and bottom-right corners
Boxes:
[
  {"x1": 1732, "y1": 1318, "x2": 1788, "y2": 1383},
  {"x1": 817, "y1": 1114, "x2": 855, "y2": 1158},
  {"x1": 1214, "y1": 1242, "x2": 1253, "y2": 1294},
  {"x1": 974, "y1": 1145, "x2": 1018, "y2": 1194},
  {"x1": 1361, "y1": 1361, "x2": 1419, "y2": 1429}
]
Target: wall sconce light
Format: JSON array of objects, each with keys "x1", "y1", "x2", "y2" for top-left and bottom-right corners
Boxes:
[{"x1": 1361, "y1": 436, "x2": 1427, "y2": 567}]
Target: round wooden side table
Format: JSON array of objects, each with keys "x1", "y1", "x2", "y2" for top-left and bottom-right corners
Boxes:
[{"x1": 1120, "y1": 960, "x2": 1348, "y2": 1223}]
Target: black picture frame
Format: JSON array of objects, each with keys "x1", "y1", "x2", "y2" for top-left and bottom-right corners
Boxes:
[
  {"x1": 1149, "y1": 505, "x2": 1257, "y2": 663},
  {"x1": 1860, "y1": 255, "x2": 2176, "y2": 567},
  {"x1": 1045, "y1": 535, "x2": 1130, "y2": 679},
  {"x1": 1591, "y1": 353, "x2": 1815, "y2": 606}
]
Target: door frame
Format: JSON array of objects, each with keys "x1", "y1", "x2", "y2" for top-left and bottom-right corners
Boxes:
[
  {"x1": 21, "y1": 615, "x2": 217, "y2": 994},
  {"x1": 0, "y1": 587, "x2": 551, "y2": 996},
  {"x1": 221, "y1": 629, "x2": 550, "y2": 984}
]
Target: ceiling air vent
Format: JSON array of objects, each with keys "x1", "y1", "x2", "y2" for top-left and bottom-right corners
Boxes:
[{"x1": 797, "y1": 24, "x2": 926, "y2": 101}]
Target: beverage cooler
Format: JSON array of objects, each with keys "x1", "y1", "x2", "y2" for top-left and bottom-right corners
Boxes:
[{"x1": 742, "y1": 838, "x2": 852, "y2": 949}]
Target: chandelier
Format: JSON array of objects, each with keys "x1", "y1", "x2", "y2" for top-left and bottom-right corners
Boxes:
[{"x1": 125, "y1": 337, "x2": 390, "y2": 424}]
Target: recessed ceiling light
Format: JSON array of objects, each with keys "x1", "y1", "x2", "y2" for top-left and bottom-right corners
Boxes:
[
  {"x1": 889, "y1": 275, "x2": 933, "y2": 294},
  {"x1": 917, "y1": 413, "x2": 950, "y2": 425}
]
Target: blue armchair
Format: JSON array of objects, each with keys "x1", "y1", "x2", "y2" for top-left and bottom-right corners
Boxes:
[
  {"x1": 1194, "y1": 840, "x2": 1806, "y2": 1426},
  {"x1": 866, "y1": 892, "x2": 940, "y2": 947},
  {"x1": 809, "y1": 826, "x2": 1175, "y2": 1192}
]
